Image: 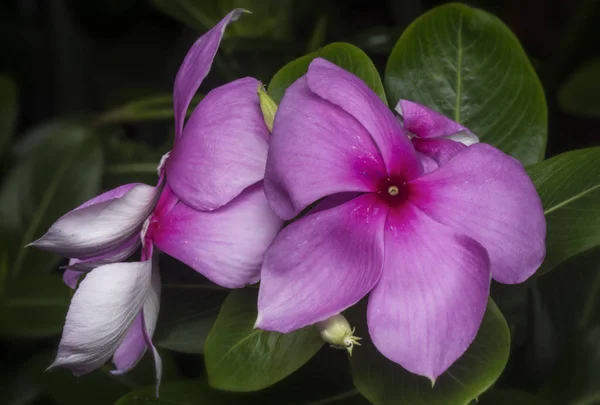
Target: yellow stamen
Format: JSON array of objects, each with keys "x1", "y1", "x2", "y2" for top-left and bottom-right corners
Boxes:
[{"x1": 388, "y1": 185, "x2": 399, "y2": 196}]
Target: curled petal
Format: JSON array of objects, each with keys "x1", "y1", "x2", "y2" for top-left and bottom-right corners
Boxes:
[
  {"x1": 412, "y1": 138, "x2": 467, "y2": 166},
  {"x1": 112, "y1": 256, "x2": 161, "y2": 376},
  {"x1": 409, "y1": 143, "x2": 546, "y2": 283},
  {"x1": 49, "y1": 258, "x2": 155, "y2": 376},
  {"x1": 173, "y1": 9, "x2": 246, "y2": 139},
  {"x1": 307, "y1": 58, "x2": 421, "y2": 178},
  {"x1": 256, "y1": 194, "x2": 387, "y2": 333},
  {"x1": 168, "y1": 78, "x2": 270, "y2": 211},
  {"x1": 30, "y1": 184, "x2": 156, "y2": 259},
  {"x1": 265, "y1": 76, "x2": 385, "y2": 219},
  {"x1": 397, "y1": 99, "x2": 471, "y2": 139},
  {"x1": 65, "y1": 235, "x2": 141, "y2": 272},
  {"x1": 152, "y1": 184, "x2": 282, "y2": 288},
  {"x1": 63, "y1": 268, "x2": 83, "y2": 290},
  {"x1": 368, "y1": 204, "x2": 491, "y2": 381}
]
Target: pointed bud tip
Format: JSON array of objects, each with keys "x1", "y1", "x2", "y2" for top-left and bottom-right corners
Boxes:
[{"x1": 257, "y1": 85, "x2": 278, "y2": 133}]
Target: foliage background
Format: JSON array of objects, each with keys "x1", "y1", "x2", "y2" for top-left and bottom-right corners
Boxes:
[{"x1": 0, "y1": 0, "x2": 599, "y2": 404}]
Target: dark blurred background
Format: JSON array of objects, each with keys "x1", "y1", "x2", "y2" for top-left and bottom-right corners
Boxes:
[{"x1": 0, "y1": 0, "x2": 599, "y2": 404}]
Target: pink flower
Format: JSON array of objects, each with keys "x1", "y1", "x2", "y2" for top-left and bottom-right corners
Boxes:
[
  {"x1": 30, "y1": 9, "x2": 282, "y2": 390},
  {"x1": 256, "y1": 58, "x2": 546, "y2": 381}
]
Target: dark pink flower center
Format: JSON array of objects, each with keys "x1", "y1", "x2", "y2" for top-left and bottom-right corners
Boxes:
[{"x1": 377, "y1": 176, "x2": 409, "y2": 206}]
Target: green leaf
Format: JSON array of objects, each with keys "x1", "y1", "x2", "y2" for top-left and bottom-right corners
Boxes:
[
  {"x1": 0, "y1": 273, "x2": 70, "y2": 338},
  {"x1": 558, "y1": 58, "x2": 600, "y2": 118},
  {"x1": 385, "y1": 3, "x2": 547, "y2": 165},
  {"x1": 154, "y1": 283, "x2": 228, "y2": 354},
  {"x1": 116, "y1": 382, "x2": 368, "y2": 405},
  {"x1": 349, "y1": 299, "x2": 510, "y2": 405},
  {"x1": 527, "y1": 147, "x2": 600, "y2": 274},
  {"x1": 479, "y1": 389, "x2": 551, "y2": 405},
  {"x1": 0, "y1": 74, "x2": 18, "y2": 155},
  {"x1": 96, "y1": 94, "x2": 203, "y2": 125},
  {"x1": 204, "y1": 288, "x2": 324, "y2": 391},
  {"x1": 0, "y1": 121, "x2": 103, "y2": 277},
  {"x1": 268, "y1": 42, "x2": 387, "y2": 105}
]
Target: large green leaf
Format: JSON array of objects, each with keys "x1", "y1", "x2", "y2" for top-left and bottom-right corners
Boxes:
[
  {"x1": 349, "y1": 299, "x2": 510, "y2": 405},
  {"x1": 154, "y1": 283, "x2": 228, "y2": 354},
  {"x1": 527, "y1": 147, "x2": 600, "y2": 275},
  {"x1": 204, "y1": 288, "x2": 324, "y2": 391},
  {"x1": 0, "y1": 273, "x2": 70, "y2": 338},
  {"x1": 478, "y1": 389, "x2": 550, "y2": 405},
  {"x1": 0, "y1": 74, "x2": 18, "y2": 155},
  {"x1": 558, "y1": 58, "x2": 600, "y2": 118},
  {"x1": 385, "y1": 3, "x2": 547, "y2": 165},
  {"x1": 267, "y1": 42, "x2": 387, "y2": 105},
  {"x1": 0, "y1": 121, "x2": 103, "y2": 277}
]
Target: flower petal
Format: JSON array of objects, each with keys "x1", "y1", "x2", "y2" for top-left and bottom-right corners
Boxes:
[
  {"x1": 73, "y1": 183, "x2": 141, "y2": 210},
  {"x1": 265, "y1": 75, "x2": 385, "y2": 219},
  {"x1": 409, "y1": 143, "x2": 546, "y2": 283},
  {"x1": 256, "y1": 194, "x2": 387, "y2": 333},
  {"x1": 49, "y1": 259, "x2": 154, "y2": 376},
  {"x1": 307, "y1": 58, "x2": 421, "y2": 178},
  {"x1": 173, "y1": 9, "x2": 245, "y2": 139},
  {"x1": 397, "y1": 99, "x2": 471, "y2": 139},
  {"x1": 63, "y1": 268, "x2": 83, "y2": 290},
  {"x1": 412, "y1": 138, "x2": 467, "y2": 166},
  {"x1": 368, "y1": 204, "x2": 491, "y2": 381},
  {"x1": 167, "y1": 77, "x2": 270, "y2": 211},
  {"x1": 66, "y1": 235, "x2": 141, "y2": 272},
  {"x1": 152, "y1": 184, "x2": 282, "y2": 288},
  {"x1": 112, "y1": 257, "x2": 161, "y2": 375},
  {"x1": 30, "y1": 184, "x2": 156, "y2": 259}
]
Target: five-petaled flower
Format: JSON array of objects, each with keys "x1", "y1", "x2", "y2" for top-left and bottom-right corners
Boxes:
[
  {"x1": 255, "y1": 58, "x2": 546, "y2": 382},
  {"x1": 29, "y1": 9, "x2": 281, "y2": 392}
]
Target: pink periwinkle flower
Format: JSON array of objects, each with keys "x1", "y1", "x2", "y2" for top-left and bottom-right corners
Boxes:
[
  {"x1": 30, "y1": 9, "x2": 281, "y2": 389},
  {"x1": 255, "y1": 58, "x2": 546, "y2": 382}
]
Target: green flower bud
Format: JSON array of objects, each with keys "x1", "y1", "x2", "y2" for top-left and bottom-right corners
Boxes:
[
  {"x1": 257, "y1": 85, "x2": 278, "y2": 132},
  {"x1": 315, "y1": 314, "x2": 362, "y2": 356}
]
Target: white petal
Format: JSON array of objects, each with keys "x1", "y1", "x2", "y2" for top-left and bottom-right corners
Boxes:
[
  {"x1": 31, "y1": 184, "x2": 156, "y2": 259},
  {"x1": 447, "y1": 131, "x2": 479, "y2": 146},
  {"x1": 49, "y1": 258, "x2": 154, "y2": 376}
]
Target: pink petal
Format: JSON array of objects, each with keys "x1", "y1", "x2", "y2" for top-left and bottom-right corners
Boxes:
[
  {"x1": 112, "y1": 257, "x2": 161, "y2": 376},
  {"x1": 73, "y1": 183, "x2": 141, "y2": 211},
  {"x1": 66, "y1": 235, "x2": 141, "y2": 272},
  {"x1": 412, "y1": 138, "x2": 467, "y2": 166},
  {"x1": 63, "y1": 269, "x2": 83, "y2": 290},
  {"x1": 256, "y1": 194, "x2": 387, "y2": 333},
  {"x1": 409, "y1": 143, "x2": 546, "y2": 284},
  {"x1": 49, "y1": 258, "x2": 155, "y2": 376},
  {"x1": 265, "y1": 76, "x2": 385, "y2": 220},
  {"x1": 151, "y1": 184, "x2": 282, "y2": 288},
  {"x1": 368, "y1": 204, "x2": 491, "y2": 381},
  {"x1": 167, "y1": 77, "x2": 270, "y2": 211},
  {"x1": 173, "y1": 9, "x2": 245, "y2": 139},
  {"x1": 397, "y1": 99, "x2": 470, "y2": 139},
  {"x1": 307, "y1": 58, "x2": 421, "y2": 179},
  {"x1": 30, "y1": 184, "x2": 156, "y2": 259}
]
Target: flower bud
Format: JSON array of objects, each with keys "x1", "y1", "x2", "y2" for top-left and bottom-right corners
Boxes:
[
  {"x1": 315, "y1": 314, "x2": 362, "y2": 356},
  {"x1": 257, "y1": 85, "x2": 278, "y2": 132}
]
